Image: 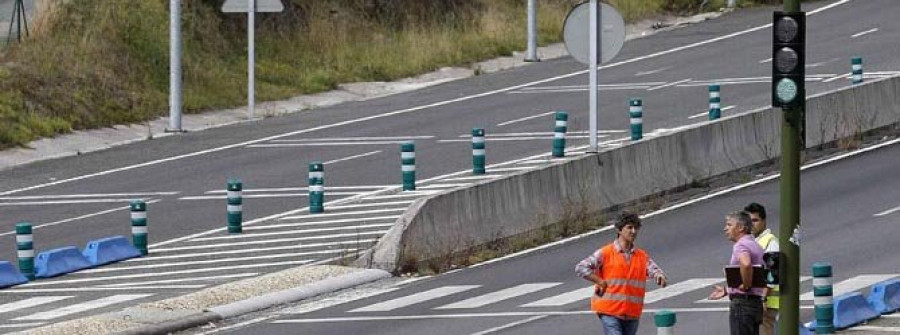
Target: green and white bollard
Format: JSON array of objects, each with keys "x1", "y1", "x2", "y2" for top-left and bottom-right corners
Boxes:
[
  {"x1": 552, "y1": 111, "x2": 568, "y2": 158},
  {"x1": 15, "y1": 222, "x2": 34, "y2": 280},
  {"x1": 309, "y1": 162, "x2": 325, "y2": 213},
  {"x1": 227, "y1": 179, "x2": 243, "y2": 233},
  {"x1": 130, "y1": 200, "x2": 148, "y2": 256},
  {"x1": 813, "y1": 262, "x2": 835, "y2": 334},
  {"x1": 709, "y1": 85, "x2": 722, "y2": 120},
  {"x1": 401, "y1": 142, "x2": 416, "y2": 191},
  {"x1": 630, "y1": 98, "x2": 643, "y2": 141},
  {"x1": 655, "y1": 310, "x2": 676, "y2": 335},
  {"x1": 472, "y1": 128, "x2": 486, "y2": 175},
  {"x1": 851, "y1": 57, "x2": 863, "y2": 85}
]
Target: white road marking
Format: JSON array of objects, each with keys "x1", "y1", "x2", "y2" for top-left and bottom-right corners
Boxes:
[
  {"x1": 0, "y1": 322, "x2": 46, "y2": 328},
  {"x1": 154, "y1": 232, "x2": 386, "y2": 253},
  {"x1": 688, "y1": 105, "x2": 736, "y2": 119},
  {"x1": 442, "y1": 175, "x2": 503, "y2": 182},
  {"x1": 851, "y1": 28, "x2": 879, "y2": 38},
  {"x1": 635, "y1": 67, "x2": 671, "y2": 76},
  {"x1": 80, "y1": 249, "x2": 359, "y2": 274},
  {"x1": 845, "y1": 326, "x2": 900, "y2": 332},
  {"x1": 189, "y1": 223, "x2": 393, "y2": 242},
  {"x1": 0, "y1": 0, "x2": 851, "y2": 199},
  {"x1": 456, "y1": 131, "x2": 624, "y2": 138},
  {"x1": 20, "y1": 260, "x2": 314, "y2": 287},
  {"x1": 97, "y1": 273, "x2": 259, "y2": 287},
  {"x1": 0, "y1": 286, "x2": 205, "y2": 293},
  {"x1": 823, "y1": 73, "x2": 848, "y2": 83},
  {"x1": 0, "y1": 199, "x2": 162, "y2": 238},
  {"x1": 648, "y1": 78, "x2": 692, "y2": 91},
  {"x1": 0, "y1": 296, "x2": 73, "y2": 314},
  {"x1": 520, "y1": 286, "x2": 592, "y2": 307},
  {"x1": 436, "y1": 283, "x2": 562, "y2": 309},
  {"x1": 360, "y1": 192, "x2": 441, "y2": 200},
  {"x1": 875, "y1": 205, "x2": 900, "y2": 217},
  {"x1": 13, "y1": 294, "x2": 153, "y2": 321},
  {"x1": 280, "y1": 308, "x2": 744, "y2": 323},
  {"x1": 695, "y1": 276, "x2": 811, "y2": 304},
  {"x1": 133, "y1": 240, "x2": 375, "y2": 261},
  {"x1": 497, "y1": 111, "x2": 557, "y2": 127},
  {"x1": 245, "y1": 216, "x2": 400, "y2": 231},
  {"x1": 269, "y1": 136, "x2": 435, "y2": 142},
  {"x1": 279, "y1": 208, "x2": 407, "y2": 220},
  {"x1": 248, "y1": 141, "x2": 413, "y2": 148},
  {"x1": 204, "y1": 186, "x2": 391, "y2": 194},
  {"x1": 469, "y1": 315, "x2": 549, "y2": 335},
  {"x1": 645, "y1": 278, "x2": 722, "y2": 304},
  {"x1": 759, "y1": 58, "x2": 772, "y2": 64},
  {"x1": 508, "y1": 86, "x2": 653, "y2": 93},
  {"x1": 179, "y1": 192, "x2": 364, "y2": 200},
  {"x1": 350, "y1": 286, "x2": 480, "y2": 312},
  {"x1": 438, "y1": 135, "x2": 598, "y2": 143},
  {"x1": 800, "y1": 275, "x2": 898, "y2": 301},
  {"x1": 416, "y1": 183, "x2": 471, "y2": 190},
  {"x1": 485, "y1": 167, "x2": 534, "y2": 172},
  {"x1": 0, "y1": 192, "x2": 178, "y2": 200},
  {"x1": 326, "y1": 201, "x2": 414, "y2": 210},
  {"x1": 323, "y1": 151, "x2": 382, "y2": 165},
  {"x1": 0, "y1": 199, "x2": 152, "y2": 206}
]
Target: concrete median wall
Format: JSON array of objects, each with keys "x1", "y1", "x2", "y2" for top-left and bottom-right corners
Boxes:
[{"x1": 356, "y1": 75, "x2": 900, "y2": 272}]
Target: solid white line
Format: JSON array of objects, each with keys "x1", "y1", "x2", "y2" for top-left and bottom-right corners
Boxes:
[
  {"x1": 800, "y1": 275, "x2": 898, "y2": 301},
  {"x1": 416, "y1": 183, "x2": 471, "y2": 190},
  {"x1": 0, "y1": 286, "x2": 204, "y2": 293},
  {"x1": 13, "y1": 294, "x2": 153, "y2": 321},
  {"x1": 350, "y1": 285, "x2": 480, "y2": 312},
  {"x1": 98, "y1": 273, "x2": 259, "y2": 287},
  {"x1": 0, "y1": 296, "x2": 73, "y2": 314},
  {"x1": 281, "y1": 308, "x2": 743, "y2": 323},
  {"x1": 823, "y1": 73, "x2": 848, "y2": 83},
  {"x1": 508, "y1": 86, "x2": 651, "y2": 93},
  {"x1": 486, "y1": 167, "x2": 534, "y2": 172},
  {"x1": 248, "y1": 141, "x2": 411, "y2": 148},
  {"x1": 438, "y1": 135, "x2": 597, "y2": 143},
  {"x1": 246, "y1": 216, "x2": 400, "y2": 231},
  {"x1": 459, "y1": 131, "x2": 624, "y2": 138},
  {"x1": 442, "y1": 175, "x2": 503, "y2": 182},
  {"x1": 270, "y1": 136, "x2": 434, "y2": 142},
  {"x1": 81, "y1": 249, "x2": 358, "y2": 274},
  {"x1": 0, "y1": 0, "x2": 851, "y2": 200},
  {"x1": 0, "y1": 199, "x2": 148, "y2": 206},
  {"x1": 647, "y1": 78, "x2": 692, "y2": 91},
  {"x1": 279, "y1": 208, "x2": 407, "y2": 220},
  {"x1": 189, "y1": 223, "x2": 393, "y2": 242},
  {"x1": 204, "y1": 186, "x2": 392, "y2": 194},
  {"x1": 517, "y1": 83, "x2": 666, "y2": 91},
  {"x1": 497, "y1": 111, "x2": 557, "y2": 127},
  {"x1": 851, "y1": 28, "x2": 879, "y2": 38},
  {"x1": 436, "y1": 283, "x2": 562, "y2": 309},
  {"x1": 0, "y1": 192, "x2": 178, "y2": 200},
  {"x1": 195, "y1": 316, "x2": 275, "y2": 335},
  {"x1": 688, "y1": 105, "x2": 736, "y2": 119},
  {"x1": 469, "y1": 315, "x2": 549, "y2": 335},
  {"x1": 156, "y1": 231, "x2": 386, "y2": 253},
  {"x1": 0, "y1": 322, "x2": 47, "y2": 328},
  {"x1": 0, "y1": 199, "x2": 161, "y2": 237},
  {"x1": 130, "y1": 240, "x2": 375, "y2": 261},
  {"x1": 635, "y1": 68, "x2": 671, "y2": 76},
  {"x1": 519, "y1": 286, "x2": 592, "y2": 307},
  {"x1": 324, "y1": 151, "x2": 382, "y2": 165},
  {"x1": 179, "y1": 192, "x2": 364, "y2": 200},
  {"x1": 874, "y1": 205, "x2": 900, "y2": 217},
  {"x1": 326, "y1": 201, "x2": 414, "y2": 210},
  {"x1": 645, "y1": 278, "x2": 722, "y2": 304},
  {"x1": 759, "y1": 58, "x2": 772, "y2": 64},
  {"x1": 21, "y1": 260, "x2": 314, "y2": 287}
]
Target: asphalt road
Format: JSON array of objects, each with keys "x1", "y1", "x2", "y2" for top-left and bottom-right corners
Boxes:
[
  {"x1": 0, "y1": 0, "x2": 898, "y2": 330},
  {"x1": 212, "y1": 117, "x2": 900, "y2": 335}
]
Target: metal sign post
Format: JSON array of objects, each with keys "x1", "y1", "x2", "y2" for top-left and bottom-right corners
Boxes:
[
  {"x1": 169, "y1": 0, "x2": 183, "y2": 132},
  {"x1": 563, "y1": 2, "x2": 624, "y2": 153},
  {"x1": 222, "y1": 0, "x2": 284, "y2": 120}
]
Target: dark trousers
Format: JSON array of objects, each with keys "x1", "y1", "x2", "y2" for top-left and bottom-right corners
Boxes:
[{"x1": 729, "y1": 297, "x2": 763, "y2": 335}]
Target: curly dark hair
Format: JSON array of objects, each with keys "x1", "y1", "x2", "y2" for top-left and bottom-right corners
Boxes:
[{"x1": 615, "y1": 211, "x2": 642, "y2": 231}]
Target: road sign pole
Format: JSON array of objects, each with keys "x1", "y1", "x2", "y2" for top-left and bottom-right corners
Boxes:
[
  {"x1": 247, "y1": 0, "x2": 256, "y2": 120},
  {"x1": 778, "y1": 0, "x2": 802, "y2": 334},
  {"x1": 168, "y1": 0, "x2": 183, "y2": 132},
  {"x1": 525, "y1": 0, "x2": 539, "y2": 62},
  {"x1": 588, "y1": 0, "x2": 599, "y2": 153}
]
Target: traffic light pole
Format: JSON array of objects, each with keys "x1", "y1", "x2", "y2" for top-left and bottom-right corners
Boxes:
[{"x1": 779, "y1": 0, "x2": 802, "y2": 334}]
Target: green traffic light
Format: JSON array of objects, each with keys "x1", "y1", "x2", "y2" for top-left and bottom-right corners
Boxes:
[{"x1": 776, "y1": 78, "x2": 798, "y2": 104}]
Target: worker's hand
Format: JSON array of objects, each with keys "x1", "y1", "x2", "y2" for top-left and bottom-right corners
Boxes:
[
  {"x1": 594, "y1": 280, "x2": 608, "y2": 297},
  {"x1": 709, "y1": 285, "x2": 726, "y2": 300},
  {"x1": 656, "y1": 275, "x2": 668, "y2": 288},
  {"x1": 738, "y1": 283, "x2": 750, "y2": 292}
]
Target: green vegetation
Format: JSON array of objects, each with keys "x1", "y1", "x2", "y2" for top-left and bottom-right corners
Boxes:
[{"x1": 0, "y1": 0, "x2": 737, "y2": 149}]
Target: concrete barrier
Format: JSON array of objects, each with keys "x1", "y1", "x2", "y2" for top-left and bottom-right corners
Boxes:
[
  {"x1": 867, "y1": 278, "x2": 900, "y2": 314},
  {"x1": 807, "y1": 292, "x2": 880, "y2": 330},
  {"x1": 83, "y1": 236, "x2": 142, "y2": 266},
  {"x1": 357, "y1": 75, "x2": 900, "y2": 271},
  {"x1": 35, "y1": 246, "x2": 93, "y2": 278},
  {"x1": 0, "y1": 261, "x2": 28, "y2": 288}
]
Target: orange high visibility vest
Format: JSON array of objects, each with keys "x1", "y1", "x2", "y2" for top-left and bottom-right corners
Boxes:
[{"x1": 591, "y1": 244, "x2": 648, "y2": 318}]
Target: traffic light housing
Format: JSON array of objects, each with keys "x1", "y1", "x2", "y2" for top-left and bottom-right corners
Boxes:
[
  {"x1": 764, "y1": 251, "x2": 781, "y2": 285},
  {"x1": 772, "y1": 11, "x2": 806, "y2": 109}
]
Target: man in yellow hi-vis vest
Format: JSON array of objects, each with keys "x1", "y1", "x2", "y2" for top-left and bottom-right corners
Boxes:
[{"x1": 745, "y1": 203, "x2": 779, "y2": 335}]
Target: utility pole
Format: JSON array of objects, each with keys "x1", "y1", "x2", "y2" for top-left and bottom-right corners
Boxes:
[
  {"x1": 774, "y1": 0, "x2": 804, "y2": 333},
  {"x1": 168, "y1": 0, "x2": 183, "y2": 132}
]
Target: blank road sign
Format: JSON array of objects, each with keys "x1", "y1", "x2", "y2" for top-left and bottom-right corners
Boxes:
[{"x1": 222, "y1": 0, "x2": 284, "y2": 13}]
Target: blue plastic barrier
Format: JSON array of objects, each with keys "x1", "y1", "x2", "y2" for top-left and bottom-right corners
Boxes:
[
  {"x1": 83, "y1": 236, "x2": 142, "y2": 266},
  {"x1": 34, "y1": 246, "x2": 93, "y2": 278},
  {"x1": 0, "y1": 261, "x2": 28, "y2": 288},
  {"x1": 868, "y1": 278, "x2": 900, "y2": 314},
  {"x1": 808, "y1": 292, "x2": 881, "y2": 330}
]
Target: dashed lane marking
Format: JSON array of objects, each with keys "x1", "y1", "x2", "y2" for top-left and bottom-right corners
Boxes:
[
  {"x1": 497, "y1": 111, "x2": 557, "y2": 127},
  {"x1": 851, "y1": 28, "x2": 879, "y2": 38}
]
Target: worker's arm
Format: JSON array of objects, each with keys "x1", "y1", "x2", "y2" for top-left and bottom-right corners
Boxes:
[{"x1": 738, "y1": 251, "x2": 753, "y2": 291}]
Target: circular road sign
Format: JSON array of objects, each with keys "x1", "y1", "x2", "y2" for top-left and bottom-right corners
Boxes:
[{"x1": 563, "y1": 2, "x2": 625, "y2": 65}]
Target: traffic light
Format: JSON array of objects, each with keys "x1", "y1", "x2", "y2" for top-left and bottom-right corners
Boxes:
[
  {"x1": 772, "y1": 11, "x2": 806, "y2": 109},
  {"x1": 764, "y1": 251, "x2": 781, "y2": 285}
]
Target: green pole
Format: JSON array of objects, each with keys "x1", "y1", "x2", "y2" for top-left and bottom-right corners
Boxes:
[{"x1": 779, "y1": 1, "x2": 801, "y2": 334}]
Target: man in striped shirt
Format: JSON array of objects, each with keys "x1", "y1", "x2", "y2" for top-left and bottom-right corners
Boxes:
[{"x1": 576, "y1": 212, "x2": 668, "y2": 335}]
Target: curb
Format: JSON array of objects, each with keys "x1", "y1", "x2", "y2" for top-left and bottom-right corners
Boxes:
[{"x1": 107, "y1": 269, "x2": 391, "y2": 335}]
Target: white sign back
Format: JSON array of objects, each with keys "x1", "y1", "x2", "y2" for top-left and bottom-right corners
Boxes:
[
  {"x1": 563, "y1": 2, "x2": 625, "y2": 65},
  {"x1": 222, "y1": 0, "x2": 284, "y2": 13}
]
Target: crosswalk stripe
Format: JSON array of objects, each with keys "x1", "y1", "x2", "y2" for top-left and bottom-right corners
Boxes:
[
  {"x1": 133, "y1": 239, "x2": 375, "y2": 261},
  {"x1": 801, "y1": 275, "x2": 898, "y2": 301},
  {"x1": 81, "y1": 249, "x2": 357, "y2": 274},
  {"x1": 0, "y1": 322, "x2": 47, "y2": 328},
  {"x1": 190, "y1": 223, "x2": 394, "y2": 242},
  {"x1": 695, "y1": 276, "x2": 810, "y2": 303},
  {"x1": 245, "y1": 216, "x2": 400, "y2": 231},
  {"x1": 350, "y1": 286, "x2": 480, "y2": 313},
  {"x1": 520, "y1": 286, "x2": 592, "y2": 307},
  {"x1": 435, "y1": 283, "x2": 562, "y2": 310},
  {"x1": 95, "y1": 273, "x2": 259, "y2": 287},
  {"x1": 157, "y1": 231, "x2": 387, "y2": 252},
  {"x1": 279, "y1": 208, "x2": 407, "y2": 220},
  {"x1": 0, "y1": 296, "x2": 73, "y2": 314},
  {"x1": 646, "y1": 278, "x2": 722, "y2": 304},
  {"x1": 13, "y1": 294, "x2": 153, "y2": 321}
]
